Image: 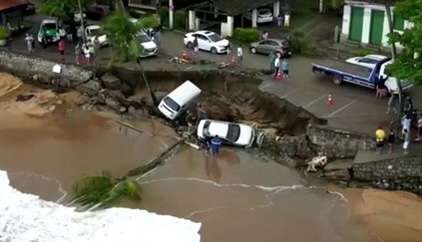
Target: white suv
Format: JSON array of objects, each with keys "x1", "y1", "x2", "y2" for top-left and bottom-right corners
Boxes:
[{"x1": 184, "y1": 31, "x2": 230, "y2": 54}]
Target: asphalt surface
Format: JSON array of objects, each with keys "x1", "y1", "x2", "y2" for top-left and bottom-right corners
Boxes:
[{"x1": 3, "y1": 14, "x2": 422, "y2": 136}]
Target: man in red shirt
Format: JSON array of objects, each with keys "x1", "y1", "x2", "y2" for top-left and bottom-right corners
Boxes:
[{"x1": 58, "y1": 38, "x2": 65, "y2": 62}]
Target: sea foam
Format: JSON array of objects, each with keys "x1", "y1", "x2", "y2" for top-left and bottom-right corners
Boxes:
[{"x1": 0, "y1": 170, "x2": 201, "y2": 242}]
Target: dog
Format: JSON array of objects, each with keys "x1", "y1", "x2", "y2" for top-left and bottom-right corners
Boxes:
[{"x1": 306, "y1": 155, "x2": 328, "y2": 172}]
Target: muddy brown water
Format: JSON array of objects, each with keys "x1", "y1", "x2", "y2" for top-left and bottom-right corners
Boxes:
[{"x1": 0, "y1": 108, "x2": 401, "y2": 242}]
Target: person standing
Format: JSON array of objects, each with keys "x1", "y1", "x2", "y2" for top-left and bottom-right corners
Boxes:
[
  {"x1": 273, "y1": 55, "x2": 281, "y2": 78},
  {"x1": 74, "y1": 42, "x2": 80, "y2": 65},
  {"x1": 281, "y1": 58, "x2": 289, "y2": 80},
  {"x1": 193, "y1": 36, "x2": 199, "y2": 54},
  {"x1": 276, "y1": 14, "x2": 283, "y2": 27},
  {"x1": 375, "y1": 126, "x2": 386, "y2": 153},
  {"x1": 153, "y1": 28, "x2": 161, "y2": 46},
  {"x1": 386, "y1": 81, "x2": 398, "y2": 114},
  {"x1": 58, "y1": 38, "x2": 65, "y2": 62},
  {"x1": 25, "y1": 33, "x2": 34, "y2": 53},
  {"x1": 262, "y1": 31, "x2": 269, "y2": 40},
  {"x1": 387, "y1": 128, "x2": 395, "y2": 153},
  {"x1": 237, "y1": 46, "x2": 243, "y2": 65},
  {"x1": 417, "y1": 112, "x2": 422, "y2": 141},
  {"x1": 210, "y1": 136, "x2": 222, "y2": 156},
  {"x1": 404, "y1": 96, "x2": 414, "y2": 114},
  {"x1": 401, "y1": 113, "x2": 412, "y2": 139},
  {"x1": 402, "y1": 128, "x2": 410, "y2": 154}
]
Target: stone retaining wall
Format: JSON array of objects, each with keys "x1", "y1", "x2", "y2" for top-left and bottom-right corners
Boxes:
[
  {"x1": 0, "y1": 51, "x2": 93, "y2": 84},
  {"x1": 307, "y1": 125, "x2": 376, "y2": 159},
  {"x1": 353, "y1": 157, "x2": 422, "y2": 194}
]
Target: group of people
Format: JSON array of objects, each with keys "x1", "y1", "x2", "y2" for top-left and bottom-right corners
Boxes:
[
  {"x1": 200, "y1": 136, "x2": 222, "y2": 157},
  {"x1": 375, "y1": 97, "x2": 422, "y2": 154},
  {"x1": 271, "y1": 52, "x2": 289, "y2": 80}
]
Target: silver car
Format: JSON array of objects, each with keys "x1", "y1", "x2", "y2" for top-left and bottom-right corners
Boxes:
[{"x1": 250, "y1": 38, "x2": 291, "y2": 57}]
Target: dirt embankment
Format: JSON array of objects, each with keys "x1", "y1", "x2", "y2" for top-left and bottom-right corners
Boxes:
[{"x1": 0, "y1": 73, "x2": 88, "y2": 119}]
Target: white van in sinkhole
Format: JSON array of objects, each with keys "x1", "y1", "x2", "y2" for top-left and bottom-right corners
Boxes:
[{"x1": 158, "y1": 80, "x2": 202, "y2": 120}]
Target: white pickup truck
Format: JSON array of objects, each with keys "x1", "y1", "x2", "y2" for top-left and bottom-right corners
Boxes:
[{"x1": 312, "y1": 55, "x2": 413, "y2": 93}]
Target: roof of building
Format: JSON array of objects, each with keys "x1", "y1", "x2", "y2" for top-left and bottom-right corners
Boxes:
[
  {"x1": 0, "y1": 0, "x2": 28, "y2": 12},
  {"x1": 212, "y1": 0, "x2": 278, "y2": 16}
]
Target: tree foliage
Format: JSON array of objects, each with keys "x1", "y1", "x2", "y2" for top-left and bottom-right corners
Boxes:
[
  {"x1": 388, "y1": 0, "x2": 422, "y2": 84},
  {"x1": 103, "y1": 11, "x2": 159, "y2": 62},
  {"x1": 39, "y1": 0, "x2": 94, "y2": 22},
  {"x1": 72, "y1": 175, "x2": 141, "y2": 209}
]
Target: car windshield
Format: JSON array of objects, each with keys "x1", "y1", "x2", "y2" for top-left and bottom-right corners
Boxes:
[
  {"x1": 259, "y1": 9, "x2": 271, "y2": 14},
  {"x1": 359, "y1": 58, "x2": 379, "y2": 64},
  {"x1": 226, "y1": 124, "x2": 241, "y2": 142},
  {"x1": 163, "y1": 97, "x2": 180, "y2": 112},
  {"x1": 208, "y1": 33, "x2": 222, "y2": 42},
  {"x1": 137, "y1": 34, "x2": 150, "y2": 43},
  {"x1": 90, "y1": 28, "x2": 103, "y2": 36},
  {"x1": 43, "y1": 23, "x2": 56, "y2": 30}
]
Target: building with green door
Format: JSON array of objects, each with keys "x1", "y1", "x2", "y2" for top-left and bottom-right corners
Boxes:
[{"x1": 341, "y1": 1, "x2": 412, "y2": 48}]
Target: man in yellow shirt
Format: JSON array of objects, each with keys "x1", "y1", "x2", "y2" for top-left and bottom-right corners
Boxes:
[{"x1": 375, "y1": 126, "x2": 386, "y2": 153}]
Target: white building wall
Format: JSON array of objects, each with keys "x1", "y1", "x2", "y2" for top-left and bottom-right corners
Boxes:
[
  {"x1": 381, "y1": 7, "x2": 390, "y2": 46},
  {"x1": 221, "y1": 16, "x2": 234, "y2": 37},
  {"x1": 361, "y1": 8, "x2": 371, "y2": 44},
  {"x1": 343, "y1": 2, "x2": 413, "y2": 49},
  {"x1": 342, "y1": 5, "x2": 351, "y2": 37}
]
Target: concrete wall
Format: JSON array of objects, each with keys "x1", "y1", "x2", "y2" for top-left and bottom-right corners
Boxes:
[
  {"x1": 0, "y1": 51, "x2": 93, "y2": 84},
  {"x1": 353, "y1": 157, "x2": 422, "y2": 194}
]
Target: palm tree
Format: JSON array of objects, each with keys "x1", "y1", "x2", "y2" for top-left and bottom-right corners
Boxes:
[{"x1": 103, "y1": 10, "x2": 159, "y2": 105}]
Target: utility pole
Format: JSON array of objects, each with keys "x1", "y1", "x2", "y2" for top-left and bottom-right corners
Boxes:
[
  {"x1": 78, "y1": 0, "x2": 86, "y2": 44},
  {"x1": 169, "y1": 0, "x2": 174, "y2": 29}
]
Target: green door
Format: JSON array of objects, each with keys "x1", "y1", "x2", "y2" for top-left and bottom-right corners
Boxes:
[
  {"x1": 349, "y1": 7, "x2": 364, "y2": 42},
  {"x1": 369, "y1": 10, "x2": 384, "y2": 45}
]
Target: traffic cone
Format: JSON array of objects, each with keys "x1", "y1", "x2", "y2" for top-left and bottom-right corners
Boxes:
[{"x1": 327, "y1": 94, "x2": 335, "y2": 106}]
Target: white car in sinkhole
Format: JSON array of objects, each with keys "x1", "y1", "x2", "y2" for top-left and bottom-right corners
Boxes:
[{"x1": 197, "y1": 119, "x2": 256, "y2": 148}]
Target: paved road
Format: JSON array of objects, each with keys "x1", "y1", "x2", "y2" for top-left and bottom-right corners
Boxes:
[{"x1": 3, "y1": 16, "x2": 421, "y2": 135}]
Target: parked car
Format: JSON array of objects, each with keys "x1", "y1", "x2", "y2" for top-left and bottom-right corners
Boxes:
[
  {"x1": 85, "y1": 25, "x2": 108, "y2": 47},
  {"x1": 184, "y1": 31, "x2": 230, "y2": 54},
  {"x1": 345, "y1": 54, "x2": 389, "y2": 69},
  {"x1": 250, "y1": 38, "x2": 291, "y2": 57},
  {"x1": 245, "y1": 8, "x2": 273, "y2": 24},
  {"x1": 37, "y1": 19, "x2": 65, "y2": 47},
  {"x1": 136, "y1": 31, "x2": 158, "y2": 58},
  {"x1": 197, "y1": 119, "x2": 256, "y2": 148},
  {"x1": 85, "y1": 5, "x2": 110, "y2": 21},
  {"x1": 158, "y1": 81, "x2": 201, "y2": 120}
]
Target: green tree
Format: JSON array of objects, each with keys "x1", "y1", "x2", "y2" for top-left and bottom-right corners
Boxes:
[
  {"x1": 388, "y1": 0, "x2": 422, "y2": 84},
  {"x1": 103, "y1": 11, "x2": 158, "y2": 104},
  {"x1": 39, "y1": 0, "x2": 94, "y2": 22}
]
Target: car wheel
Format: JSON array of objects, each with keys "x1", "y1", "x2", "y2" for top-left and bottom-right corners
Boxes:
[
  {"x1": 211, "y1": 47, "x2": 217, "y2": 54},
  {"x1": 186, "y1": 42, "x2": 193, "y2": 49},
  {"x1": 333, "y1": 76, "x2": 343, "y2": 85},
  {"x1": 250, "y1": 47, "x2": 257, "y2": 54}
]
